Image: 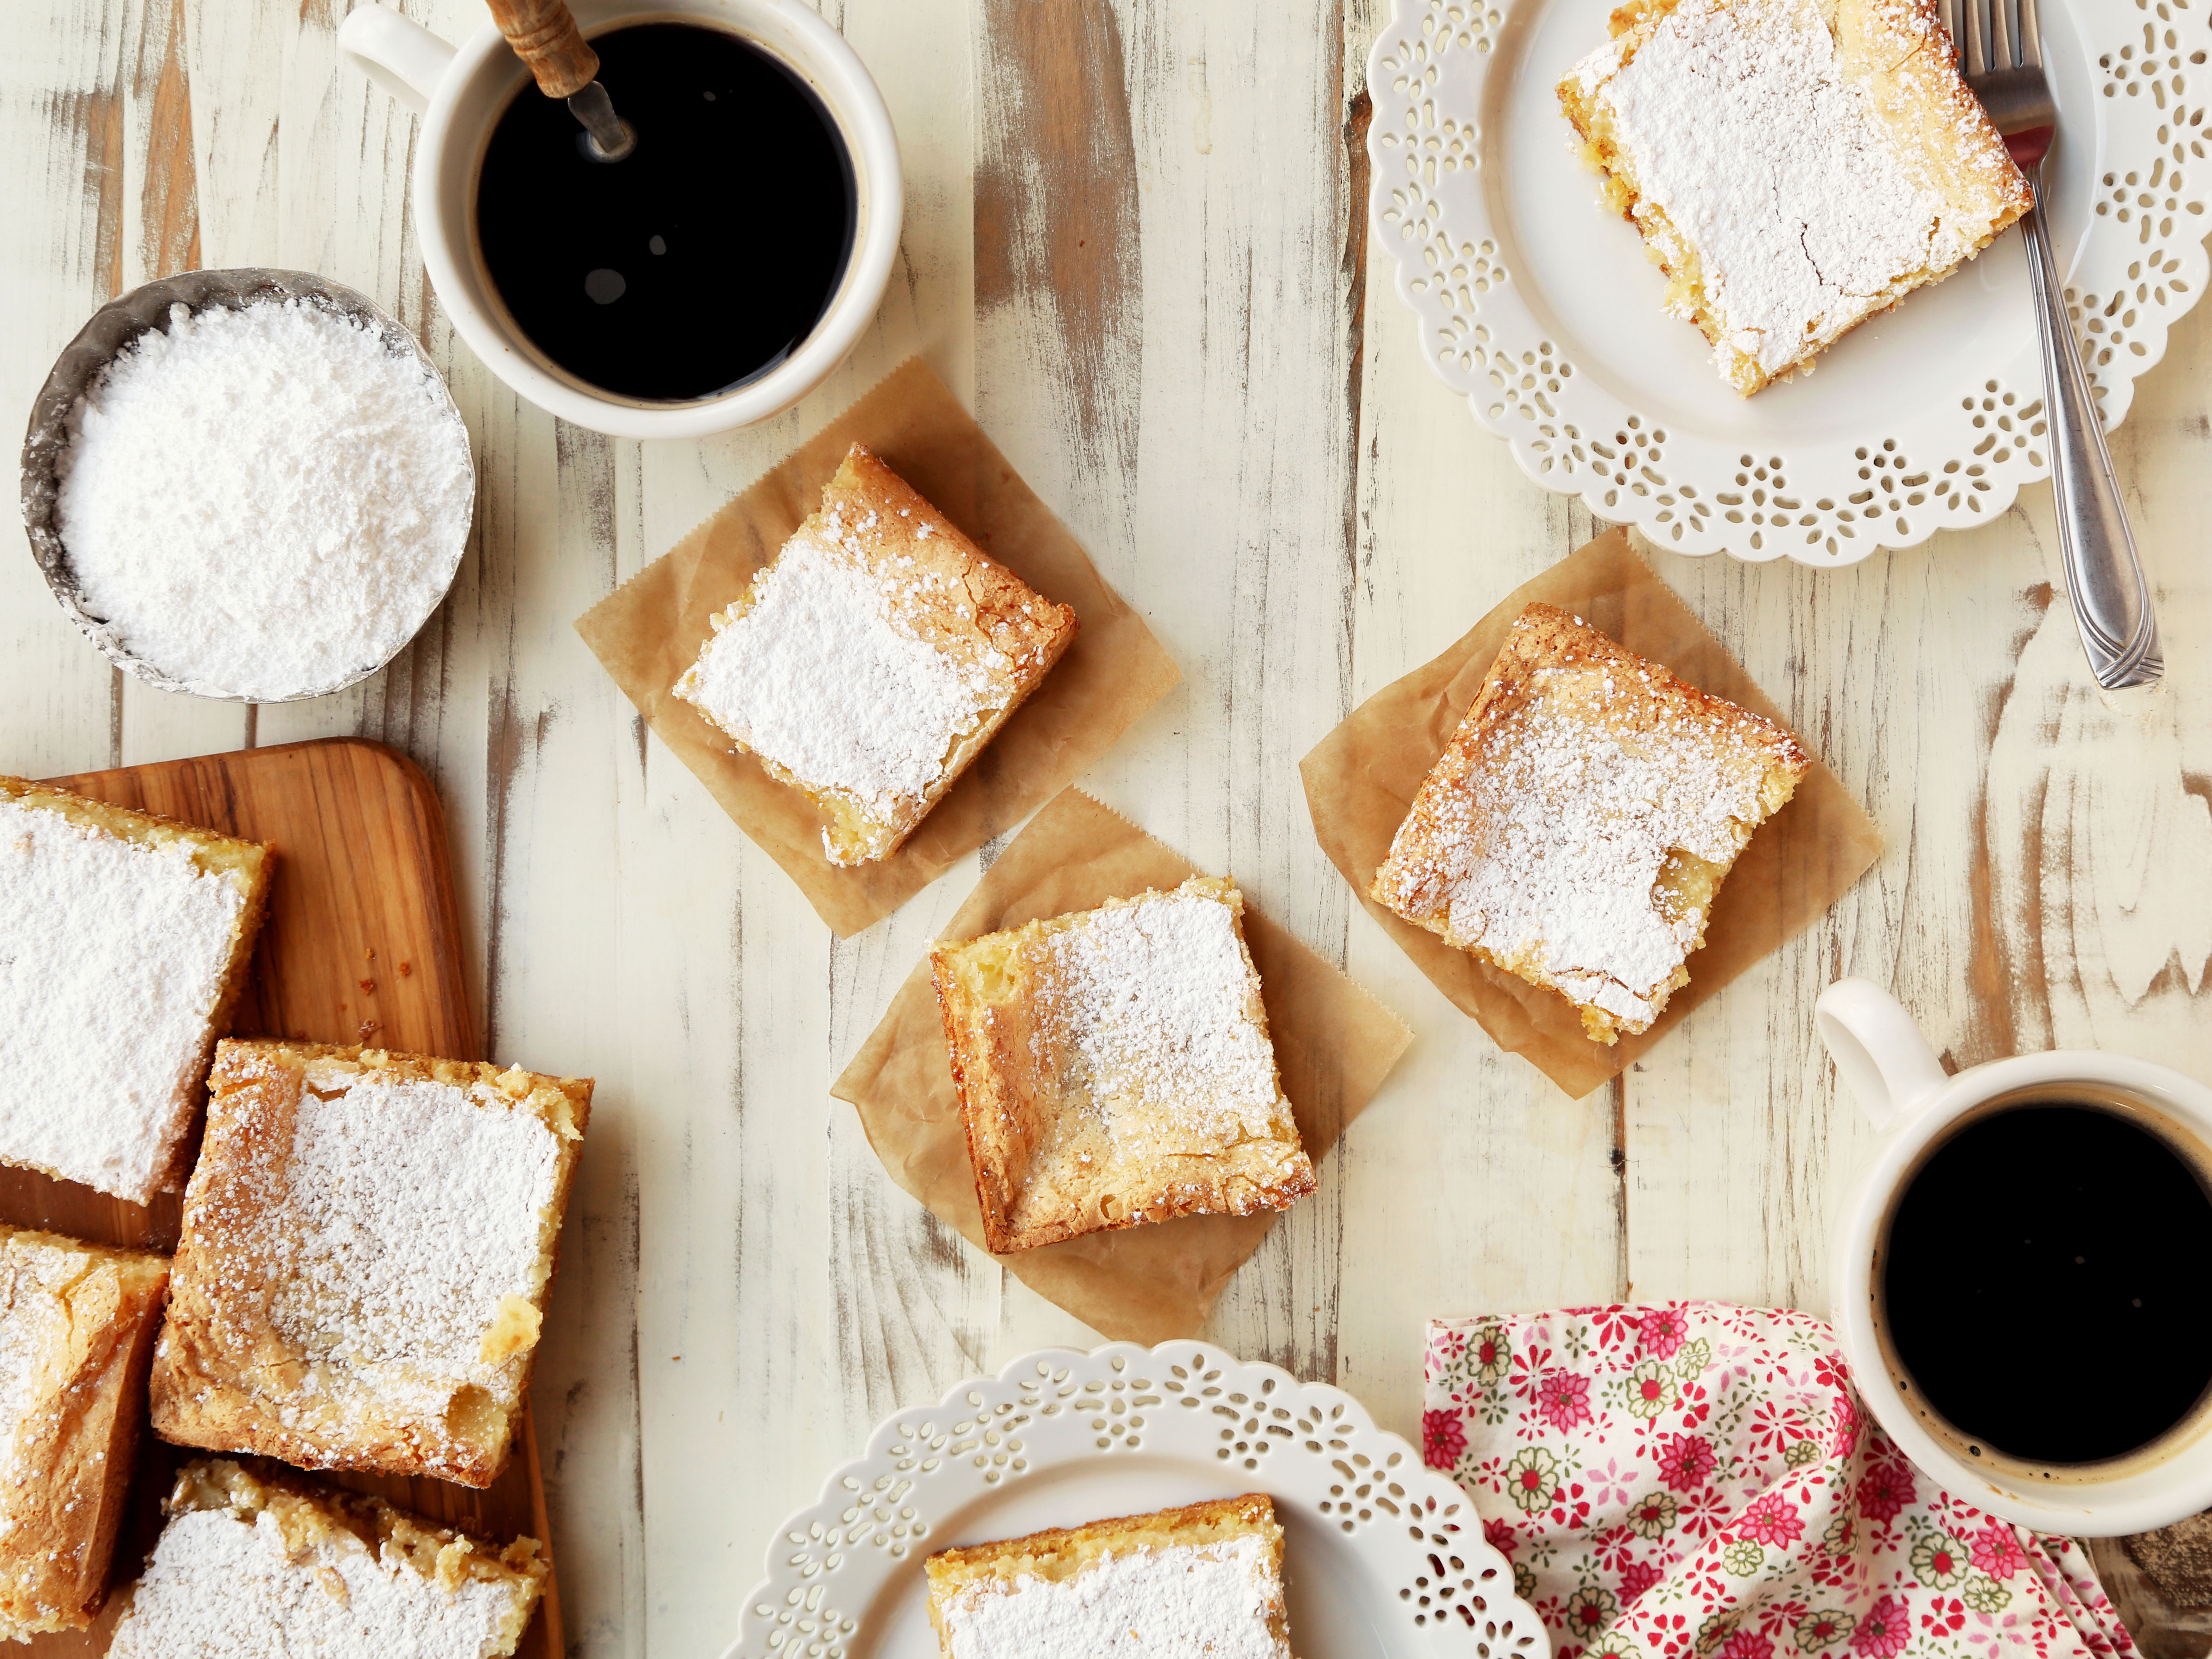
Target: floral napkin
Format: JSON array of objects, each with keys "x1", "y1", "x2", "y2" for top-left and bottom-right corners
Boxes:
[{"x1": 1424, "y1": 1304, "x2": 2134, "y2": 1659}]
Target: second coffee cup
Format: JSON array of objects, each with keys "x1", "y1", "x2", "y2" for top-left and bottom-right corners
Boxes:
[{"x1": 1821, "y1": 976, "x2": 2212, "y2": 1536}]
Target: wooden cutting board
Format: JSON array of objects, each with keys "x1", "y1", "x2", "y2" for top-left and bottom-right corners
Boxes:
[{"x1": 11, "y1": 737, "x2": 560, "y2": 1658}]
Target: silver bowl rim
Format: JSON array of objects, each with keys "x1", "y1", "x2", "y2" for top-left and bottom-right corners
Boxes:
[{"x1": 19, "y1": 267, "x2": 476, "y2": 704}]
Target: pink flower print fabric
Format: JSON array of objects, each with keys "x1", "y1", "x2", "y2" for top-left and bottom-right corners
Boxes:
[{"x1": 1424, "y1": 1305, "x2": 2135, "y2": 1659}]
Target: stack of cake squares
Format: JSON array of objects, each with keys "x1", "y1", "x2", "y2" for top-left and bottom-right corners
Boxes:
[{"x1": 0, "y1": 776, "x2": 590, "y2": 1655}]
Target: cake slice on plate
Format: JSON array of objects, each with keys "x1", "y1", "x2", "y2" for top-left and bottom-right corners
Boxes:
[
  {"x1": 1558, "y1": 0, "x2": 2030, "y2": 394},
  {"x1": 925, "y1": 1494, "x2": 1295, "y2": 1659}
]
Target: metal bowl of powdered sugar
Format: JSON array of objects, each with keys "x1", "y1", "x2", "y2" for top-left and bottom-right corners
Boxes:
[{"x1": 20, "y1": 268, "x2": 474, "y2": 702}]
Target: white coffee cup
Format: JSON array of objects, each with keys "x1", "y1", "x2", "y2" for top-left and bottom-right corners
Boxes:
[
  {"x1": 337, "y1": 0, "x2": 900, "y2": 438},
  {"x1": 1819, "y1": 976, "x2": 2212, "y2": 1535}
]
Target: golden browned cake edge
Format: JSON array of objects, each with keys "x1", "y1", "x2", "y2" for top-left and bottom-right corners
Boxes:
[
  {"x1": 924, "y1": 1494, "x2": 1288, "y2": 1659},
  {"x1": 672, "y1": 443, "x2": 1080, "y2": 866},
  {"x1": 930, "y1": 936, "x2": 1046, "y2": 1255},
  {"x1": 1556, "y1": 0, "x2": 1722, "y2": 367},
  {"x1": 0, "y1": 1224, "x2": 169, "y2": 1640},
  {"x1": 0, "y1": 776, "x2": 273, "y2": 1203},
  {"x1": 1841, "y1": 0, "x2": 2031, "y2": 239},
  {"x1": 1370, "y1": 604, "x2": 1809, "y2": 1043},
  {"x1": 149, "y1": 1039, "x2": 592, "y2": 1490},
  {"x1": 930, "y1": 877, "x2": 1314, "y2": 1254}
]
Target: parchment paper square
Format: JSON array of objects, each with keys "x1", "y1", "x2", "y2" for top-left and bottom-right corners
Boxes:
[
  {"x1": 576, "y1": 359, "x2": 1181, "y2": 936},
  {"x1": 832, "y1": 788, "x2": 1412, "y2": 1343},
  {"x1": 1300, "y1": 528, "x2": 1882, "y2": 1099}
]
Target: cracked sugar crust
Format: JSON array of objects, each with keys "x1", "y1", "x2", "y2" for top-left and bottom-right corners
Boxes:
[
  {"x1": 672, "y1": 444, "x2": 1078, "y2": 865},
  {"x1": 0, "y1": 781, "x2": 268, "y2": 1204},
  {"x1": 926, "y1": 1495, "x2": 1293, "y2": 1659},
  {"x1": 1371, "y1": 606, "x2": 1808, "y2": 1043},
  {"x1": 1560, "y1": 0, "x2": 2030, "y2": 393},
  {"x1": 150, "y1": 1042, "x2": 591, "y2": 1489},
  {"x1": 109, "y1": 1459, "x2": 544, "y2": 1659},
  {"x1": 0, "y1": 1227, "x2": 168, "y2": 1640},
  {"x1": 931, "y1": 878, "x2": 1314, "y2": 1253}
]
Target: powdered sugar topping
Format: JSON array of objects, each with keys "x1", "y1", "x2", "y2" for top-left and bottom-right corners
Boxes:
[
  {"x1": 674, "y1": 510, "x2": 1011, "y2": 820},
  {"x1": 1586, "y1": 0, "x2": 1970, "y2": 377},
  {"x1": 0, "y1": 798, "x2": 247, "y2": 1202},
  {"x1": 1379, "y1": 628, "x2": 1791, "y2": 1027},
  {"x1": 941, "y1": 1537, "x2": 1290, "y2": 1659},
  {"x1": 1443, "y1": 699, "x2": 1742, "y2": 1021},
  {"x1": 260, "y1": 1067, "x2": 560, "y2": 1423},
  {"x1": 54, "y1": 297, "x2": 472, "y2": 701},
  {"x1": 1038, "y1": 887, "x2": 1285, "y2": 1152},
  {"x1": 109, "y1": 1506, "x2": 521, "y2": 1659}
]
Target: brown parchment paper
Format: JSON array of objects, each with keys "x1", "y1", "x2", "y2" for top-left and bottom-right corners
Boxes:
[
  {"x1": 1300, "y1": 528, "x2": 1883, "y2": 1100},
  {"x1": 831, "y1": 787, "x2": 1414, "y2": 1344},
  {"x1": 575, "y1": 359, "x2": 1182, "y2": 937}
]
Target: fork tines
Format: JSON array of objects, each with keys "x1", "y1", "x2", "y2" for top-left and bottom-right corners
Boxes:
[{"x1": 1947, "y1": 0, "x2": 2043, "y2": 76}]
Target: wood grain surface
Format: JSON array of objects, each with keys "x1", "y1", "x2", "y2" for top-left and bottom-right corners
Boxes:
[
  {"x1": 3, "y1": 0, "x2": 2207, "y2": 1652},
  {"x1": 11, "y1": 739, "x2": 558, "y2": 1659},
  {"x1": 2088, "y1": 1535, "x2": 2212, "y2": 1659}
]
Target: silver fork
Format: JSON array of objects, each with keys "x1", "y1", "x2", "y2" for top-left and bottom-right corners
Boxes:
[{"x1": 1942, "y1": 0, "x2": 2162, "y2": 689}]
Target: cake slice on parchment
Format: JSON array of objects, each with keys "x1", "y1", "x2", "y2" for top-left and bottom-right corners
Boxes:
[
  {"x1": 930, "y1": 877, "x2": 1313, "y2": 1253},
  {"x1": 0, "y1": 1225, "x2": 168, "y2": 1640},
  {"x1": 925, "y1": 1494, "x2": 1296, "y2": 1659},
  {"x1": 1558, "y1": 0, "x2": 2030, "y2": 394},
  {"x1": 107, "y1": 1458, "x2": 546, "y2": 1659},
  {"x1": 0, "y1": 776, "x2": 270, "y2": 1204},
  {"x1": 1371, "y1": 605, "x2": 1808, "y2": 1044},
  {"x1": 149, "y1": 1039, "x2": 592, "y2": 1488},
  {"x1": 673, "y1": 443, "x2": 1079, "y2": 866}
]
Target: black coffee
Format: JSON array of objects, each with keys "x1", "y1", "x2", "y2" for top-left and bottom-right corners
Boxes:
[
  {"x1": 1883, "y1": 1103, "x2": 2212, "y2": 1465},
  {"x1": 474, "y1": 22, "x2": 855, "y2": 401}
]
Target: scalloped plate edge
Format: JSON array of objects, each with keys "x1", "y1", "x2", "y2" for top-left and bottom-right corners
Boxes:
[
  {"x1": 1360, "y1": 0, "x2": 2212, "y2": 566},
  {"x1": 725, "y1": 1338, "x2": 1544, "y2": 1659}
]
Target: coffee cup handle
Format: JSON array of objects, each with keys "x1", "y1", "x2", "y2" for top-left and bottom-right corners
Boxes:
[
  {"x1": 338, "y1": 3, "x2": 456, "y2": 116},
  {"x1": 1815, "y1": 978, "x2": 1948, "y2": 1131}
]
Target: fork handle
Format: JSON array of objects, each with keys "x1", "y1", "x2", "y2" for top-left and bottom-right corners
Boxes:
[{"x1": 2021, "y1": 164, "x2": 2162, "y2": 689}]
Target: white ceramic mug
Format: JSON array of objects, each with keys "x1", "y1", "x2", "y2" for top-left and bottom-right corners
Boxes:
[
  {"x1": 1819, "y1": 976, "x2": 2212, "y2": 1535},
  {"x1": 337, "y1": 0, "x2": 901, "y2": 438}
]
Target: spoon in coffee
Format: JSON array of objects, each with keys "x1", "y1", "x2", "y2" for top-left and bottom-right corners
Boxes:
[{"x1": 482, "y1": 0, "x2": 636, "y2": 161}]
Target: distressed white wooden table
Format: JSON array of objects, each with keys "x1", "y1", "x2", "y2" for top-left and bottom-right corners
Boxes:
[{"x1": 6, "y1": 0, "x2": 2210, "y2": 1651}]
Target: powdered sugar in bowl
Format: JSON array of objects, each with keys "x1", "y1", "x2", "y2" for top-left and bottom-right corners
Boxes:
[{"x1": 21, "y1": 268, "x2": 474, "y2": 703}]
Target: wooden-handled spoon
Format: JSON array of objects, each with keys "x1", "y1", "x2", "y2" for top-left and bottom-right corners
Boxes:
[{"x1": 482, "y1": 0, "x2": 635, "y2": 160}]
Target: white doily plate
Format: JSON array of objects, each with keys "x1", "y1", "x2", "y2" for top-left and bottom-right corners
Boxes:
[
  {"x1": 725, "y1": 1340, "x2": 1546, "y2": 1659},
  {"x1": 1367, "y1": 0, "x2": 2210, "y2": 563}
]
